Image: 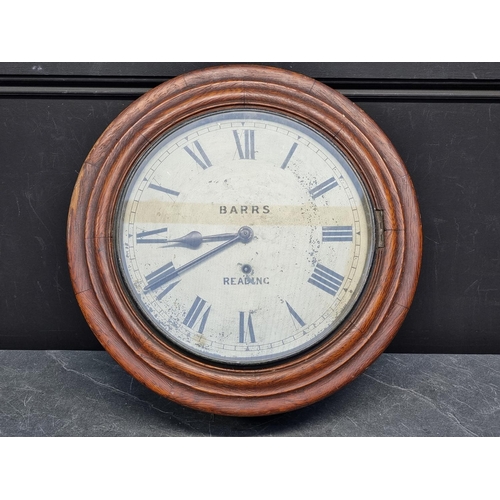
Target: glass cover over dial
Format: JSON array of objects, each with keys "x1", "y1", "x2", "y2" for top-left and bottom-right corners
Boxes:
[{"x1": 116, "y1": 110, "x2": 375, "y2": 364}]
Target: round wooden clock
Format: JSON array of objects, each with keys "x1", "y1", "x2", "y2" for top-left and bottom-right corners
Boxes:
[{"x1": 67, "y1": 65, "x2": 422, "y2": 416}]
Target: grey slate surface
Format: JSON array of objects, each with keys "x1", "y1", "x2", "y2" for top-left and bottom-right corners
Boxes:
[{"x1": 0, "y1": 350, "x2": 498, "y2": 437}]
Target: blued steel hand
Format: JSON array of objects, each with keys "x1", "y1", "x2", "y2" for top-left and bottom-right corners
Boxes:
[
  {"x1": 144, "y1": 226, "x2": 253, "y2": 292},
  {"x1": 162, "y1": 230, "x2": 240, "y2": 249}
]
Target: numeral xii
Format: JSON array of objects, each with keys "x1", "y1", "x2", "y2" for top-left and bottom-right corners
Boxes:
[{"x1": 233, "y1": 130, "x2": 255, "y2": 159}]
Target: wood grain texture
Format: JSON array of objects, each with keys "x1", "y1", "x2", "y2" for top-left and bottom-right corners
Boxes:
[{"x1": 67, "y1": 65, "x2": 422, "y2": 416}]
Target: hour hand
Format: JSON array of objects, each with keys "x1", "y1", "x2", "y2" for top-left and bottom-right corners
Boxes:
[
  {"x1": 145, "y1": 227, "x2": 253, "y2": 292},
  {"x1": 162, "y1": 230, "x2": 239, "y2": 249}
]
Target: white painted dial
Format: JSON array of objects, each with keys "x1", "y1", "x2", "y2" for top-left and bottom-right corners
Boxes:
[{"x1": 116, "y1": 110, "x2": 375, "y2": 364}]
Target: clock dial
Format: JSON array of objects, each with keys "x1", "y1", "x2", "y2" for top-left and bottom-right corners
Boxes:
[{"x1": 116, "y1": 110, "x2": 375, "y2": 364}]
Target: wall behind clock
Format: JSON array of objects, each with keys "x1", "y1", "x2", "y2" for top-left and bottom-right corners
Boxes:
[{"x1": 0, "y1": 62, "x2": 499, "y2": 354}]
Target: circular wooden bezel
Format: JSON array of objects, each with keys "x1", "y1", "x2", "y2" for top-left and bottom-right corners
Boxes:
[{"x1": 67, "y1": 65, "x2": 422, "y2": 416}]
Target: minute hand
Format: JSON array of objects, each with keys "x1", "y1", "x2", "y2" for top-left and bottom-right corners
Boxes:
[{"x1": 144, "y1": 226, "x2": 254, "y2": 292}]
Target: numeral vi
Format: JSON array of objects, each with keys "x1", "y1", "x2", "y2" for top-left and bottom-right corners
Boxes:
[{"x1": 239, "y1": 311, "x2": 256, "y2": 343}]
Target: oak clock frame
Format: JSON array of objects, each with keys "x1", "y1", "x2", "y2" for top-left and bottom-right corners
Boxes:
[{"x1": 67, "y1": 65, "x2": 422, "y2": 416}]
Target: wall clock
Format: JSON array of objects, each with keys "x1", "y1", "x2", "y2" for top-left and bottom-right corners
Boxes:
[{"x1": 67, "y1": 65, "x2": 422, "y2": 416}]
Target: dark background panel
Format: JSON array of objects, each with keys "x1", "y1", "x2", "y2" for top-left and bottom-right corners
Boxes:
[
  {"x1": 358, "y1": 101, "x2": 500, "y2": 353},
  {"x1": 0, "y1": 62, "x2": 499, "y2": 353},
  {"x1": 0, "y1": 97, "x2": 132, "y2": 348},
  {"x1": 2, "y1": 62, "x2": 500, "y2": 80}
]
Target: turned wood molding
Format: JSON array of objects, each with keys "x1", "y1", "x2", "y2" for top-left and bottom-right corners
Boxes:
[{"x1": 67, "y1": 65, "x2": 422, "y2": 416}]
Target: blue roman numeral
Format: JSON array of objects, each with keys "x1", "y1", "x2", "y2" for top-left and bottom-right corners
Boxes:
[
  {"x1": 239, "y1": 311, "x2": 256, "y2": 343},
  {"x1": 183, "y1": 296, "x2": 211, "y2": 333},
  {"x1": 285, "y1": 301, "x2": 306, "y2": 328},
  {"x1": 308, "y1": 263, "x2": 344, "y2": 296},
  {"x1": 322, "y1": 226, "x2": 353, "y2": 242},
  {"x1": 309, "y1": 177, "x2": 338, "y2": 199},
  {"x1": 233, "y1": 130, "x2": 255, "y2": 159},
  {"x1": 280, "y1": 142, "x2": 298, "y2": 169},
  {"x1": 144, "y1": 261, "x2": 179, "y2": 292},
  {"x1": 149, "y1": 184, "x2": 180, "y2": 197},
  {"x1": 136, "y1": 227, "x2": 169, "y2": 244},
  {"x1": 184, "y1": 140, "x2": 212, "y2": 169},
  {"x1": 157, "y1": 280, "x2": 180, "y2": 300}
]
